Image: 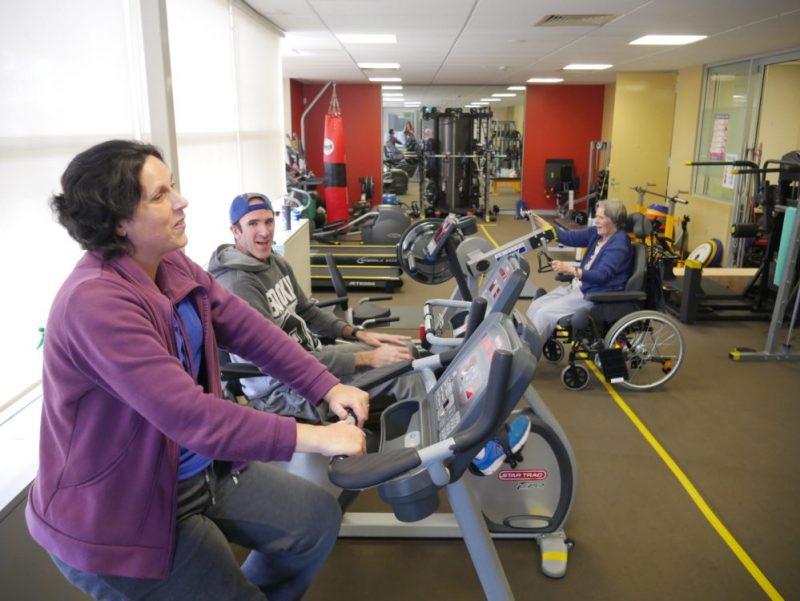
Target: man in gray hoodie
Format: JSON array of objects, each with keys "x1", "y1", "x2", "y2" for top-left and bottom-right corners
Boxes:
[{"x1": 209, "y1": 192, "x2": 422, "y2": 421}]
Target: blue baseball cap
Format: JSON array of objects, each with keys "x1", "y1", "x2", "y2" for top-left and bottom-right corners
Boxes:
[{"x1": 229, "y1": 192, "x2": 273, "y2": 225}]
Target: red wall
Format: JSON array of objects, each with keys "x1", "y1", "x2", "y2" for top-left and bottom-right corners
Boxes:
[
  {"x1": 521, "y1": 85, "x2": 605, "y2": 210},
  {"x1": 289, "y1": 81, "x2": 383, "y2": 216},
  {"x1": 289, "y1": 79, "x2": 304, "y2": 138}
]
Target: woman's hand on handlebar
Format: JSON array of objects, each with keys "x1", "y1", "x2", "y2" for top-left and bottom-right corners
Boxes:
[
  {"x1": 550, "y1": 259, "x2": 578, "y2": 277},
  {"x1": 295, "y1": 421, "x2": 366, "y2": 457},
  {"x1": 324, "y1": 382, "x2": 369, "y2": 426}
]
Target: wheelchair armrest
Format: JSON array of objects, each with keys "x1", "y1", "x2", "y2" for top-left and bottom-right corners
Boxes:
[{"x1": 585, "y1": 290, "x2": 647, "y2": 303}]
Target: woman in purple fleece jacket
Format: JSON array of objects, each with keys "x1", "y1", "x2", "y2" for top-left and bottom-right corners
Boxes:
[{"x1": 26, "y1": 140, "x2": 367, "y2": 601}]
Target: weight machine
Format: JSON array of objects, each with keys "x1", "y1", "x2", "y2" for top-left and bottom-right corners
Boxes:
[
  {"x1": 419, "y1": 107, "x2": 497, "y2": 219},
  {"x1": 722, "y1": 152, "x2": 800, "y2": 361},
  {"x1": 672, "y1": 154, "x2": 800, "y2": 325}
]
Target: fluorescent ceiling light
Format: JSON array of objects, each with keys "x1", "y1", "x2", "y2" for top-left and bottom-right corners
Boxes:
[
  {"x1": 563, "y1": 64, "x2": 612, "y2": 70},
  {"x1": 382, "y1": 93, "x2": 404, "y2": 97},
  {"x1": 404, "y1": 103, "x2": 421, "y2": 107},
  {"x1": 527, "y1": 77, "x2": 564, "y2": 83},
  {"x1": 382, "y1": 85, "x2": 403, "y2": 90},
  {"x1": 370, "y1": 77, "x2": 402, "y2": 82},
  {"x1": 474, "y1": 102, "x2": 490, "y2": 105},
  {"x1": 630, "y1": 35, "x2": 707, "y2": 46},
  {"x1": 358, "y1": 62, "x2": 400, "y2": 69},
  {"x1": 492, "y1": 93, "x2": 516, "y2": 97},
  {"x1": 480, "y1": 98, "x2": 501, "y2": 102},
  {"x1": 338, "y1": 33, "x2": 396, "y2": 44},
  {"x1": 508, "y1": 86, "x2": 526, "y2": 91}
]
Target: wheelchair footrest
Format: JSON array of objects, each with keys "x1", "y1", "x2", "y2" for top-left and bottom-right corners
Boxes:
[{"x1": 594, "y1": 348, "x2": 628, "y2": 383}]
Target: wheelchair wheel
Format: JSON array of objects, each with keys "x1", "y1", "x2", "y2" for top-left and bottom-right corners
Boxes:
[
  {"x1": 603, "y1": 310, "x2": 685, "y2": 391},
  {"x1": 561, "y1": 364, "x2": 590, "y2": 390},
  {"x1": 542, "y1": 338, "x2": 564, "y2": 363}
]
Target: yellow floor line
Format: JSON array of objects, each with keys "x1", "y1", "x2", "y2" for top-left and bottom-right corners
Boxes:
[
  {"x1": 479, "y1": 224, "x2": 499, "y2": 248},
  {"x1": 584, "y1": 360, "x2": 784, "y2": 601}
]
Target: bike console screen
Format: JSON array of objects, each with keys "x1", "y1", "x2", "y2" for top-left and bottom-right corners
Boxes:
[{"x1": 432, "y1": 318, "x2": 514, "y2": 440}]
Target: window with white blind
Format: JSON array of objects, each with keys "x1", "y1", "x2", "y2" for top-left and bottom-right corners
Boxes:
[
  {"x1": 0, "y1": 0, "x2": 150, "y2": 408},
  {"x1": 166, "y1": 0, "x2": 286, "y2": 265}
]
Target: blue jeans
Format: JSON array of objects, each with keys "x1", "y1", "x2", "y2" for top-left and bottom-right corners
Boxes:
[{"x1": 51, "y1": 461, "x2": 341, "y2": 601}]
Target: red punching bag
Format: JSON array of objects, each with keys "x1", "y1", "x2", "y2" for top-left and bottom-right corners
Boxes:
[{"x1": 323, "y1": 85, "x2": 349, "y2": 223}]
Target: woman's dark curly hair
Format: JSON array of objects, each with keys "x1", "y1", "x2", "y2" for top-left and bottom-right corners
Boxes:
[{"x1": 51, "y1": 140, "x2": 164, "y2": 258}]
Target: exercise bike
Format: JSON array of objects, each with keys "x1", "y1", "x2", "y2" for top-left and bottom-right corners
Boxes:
[
  {"x1": 222, "y1": 257, "x2": 578, "y2": 579},
  {"x1": 397, "y1": 212, "x2": 555, "y2": 346},
  {"x1": 311, "y1": 203, "x2": 411, "y2": 245},
  {"x1": 393, "y1": 219, "x2": 577, "y2": 578},
  {"x1": 333, "y1": 307, "x2": 537, "y2": 600}
]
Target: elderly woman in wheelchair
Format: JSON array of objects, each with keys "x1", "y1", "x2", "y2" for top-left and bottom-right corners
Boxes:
[{"x1": 529, "y1": 199, "x2": 685, "y2": 391}]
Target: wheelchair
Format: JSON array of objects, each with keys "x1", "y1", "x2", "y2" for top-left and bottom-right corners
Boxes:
[{"x1": 539, "y1": 213, "x2": 686, "y2": 391}]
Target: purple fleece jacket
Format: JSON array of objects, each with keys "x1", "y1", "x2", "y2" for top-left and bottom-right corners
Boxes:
[{"x1": 26, "y1": 250, "x2": 338, "y2": 580}]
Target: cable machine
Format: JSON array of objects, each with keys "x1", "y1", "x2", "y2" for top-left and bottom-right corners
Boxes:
[
  {"x1": 420, "y1": 107, "x2": 495, "y2": 219},
  {"x1": 492, "y1": 120, "x2": 522, "y2": 177}
]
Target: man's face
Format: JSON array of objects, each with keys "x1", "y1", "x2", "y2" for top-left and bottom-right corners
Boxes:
[{"x1": 232, "y1": 205, "x2": 275, "y2": 261}]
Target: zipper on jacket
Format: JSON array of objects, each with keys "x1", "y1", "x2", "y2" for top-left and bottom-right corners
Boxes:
[{"x1": 204, "y1": 468, "x2": 216, "y2": 505}]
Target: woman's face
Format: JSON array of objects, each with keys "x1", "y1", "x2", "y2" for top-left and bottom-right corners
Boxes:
[
  {"x1": 117, "y1": 155, "x2": 189, "y2": 268},
  {"x1": 595, "y1": 205, "x2": 616, "y2": 239}
]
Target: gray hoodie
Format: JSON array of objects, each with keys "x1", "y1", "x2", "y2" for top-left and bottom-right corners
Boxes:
[
  {"x1": 209, "y1": 244, "x2": 366, "y2": 420},
  {"x1": 209, "y1": 244, "x2": 426, "y2": 420},
  {"x1": 209, "y1": 244, "x2": 358, "y2": 377}
]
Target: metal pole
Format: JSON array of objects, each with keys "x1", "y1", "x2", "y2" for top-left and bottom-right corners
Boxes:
[{"x1": 300, "y1": 81, "x2": 333, "y2": 158}]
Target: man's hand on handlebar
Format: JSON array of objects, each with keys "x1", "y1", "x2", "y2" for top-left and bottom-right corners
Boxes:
[
  {"x1": 356, "y1": 330, "x2": 412, "y2": 348},
  {"x1": 323, "y1": 382, "x2": 369, "y2": 426},
  {"x1": 355, "y1": 344, "x2": 414, "y2": 368}
]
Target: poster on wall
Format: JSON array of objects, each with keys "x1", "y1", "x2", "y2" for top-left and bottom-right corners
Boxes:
[
  {"x1": 708, "y1": 114, "x2": 729, "y2": 160},
  {"x1": 722, "y1": 153, "x2": 737, "y2": 189}
]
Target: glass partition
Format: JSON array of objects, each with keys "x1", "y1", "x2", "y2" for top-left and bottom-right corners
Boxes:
[
  {"x1": 755, "y1": 60, "x2": 800, "y2": 169},
  {"x1": 693, "y1": 60, "x2": 753, "y2": 202}
]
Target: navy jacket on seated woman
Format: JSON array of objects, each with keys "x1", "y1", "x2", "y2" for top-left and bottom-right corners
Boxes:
[{"x1": 556, "y1": 226, "x2": 633, "y2": 294}]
